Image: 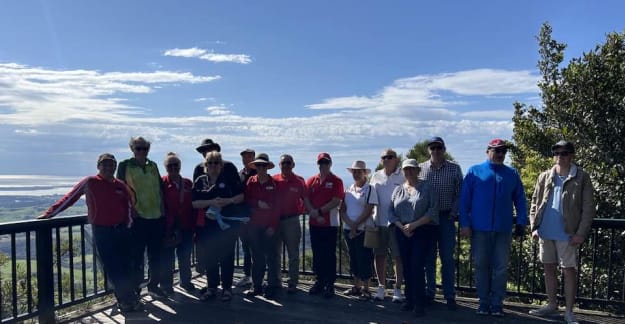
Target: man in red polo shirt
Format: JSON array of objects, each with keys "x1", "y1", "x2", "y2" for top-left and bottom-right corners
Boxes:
[
  {"x1": 273, "y1": 154, "x2": 307, "y2": 294},
  {"x1": 304, "y1": 152, "x2": 344, "y2": 298}
]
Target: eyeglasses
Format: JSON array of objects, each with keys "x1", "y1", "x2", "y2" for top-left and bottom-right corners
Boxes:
[
  {"x1": 166, "y1": 163, "x2": 180, "y2": 168},
  {"x1": 492, "y1": 148, "x2": 508, "y2": 154},
  {"x1": 429, "y1": 146, "x2": 444, "y2": 151},
  {"x1": 205, "y1": 161, "x2": 221, "y2": 166},
  {"x1": 280, "y1": 161, "x2": 293, "y2": 166},
  {"x1": 254, "y1": 163, "x2": 268, "y2": 168},
  {"x1": 553, "y1": 151, "x2": 571, "y2": 157},
  {"x1": 134, "y1": 147, "x2": 149, "y2": 152},
  {"x1": 381, "y1": 155, "x2": 396, "y2": 160},
  {"x1": 318, "y1": 160, "x2": 331, "y2": 165}
]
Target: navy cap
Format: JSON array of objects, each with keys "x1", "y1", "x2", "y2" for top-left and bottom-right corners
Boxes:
[
  {"x1": 427, "y1": 136, "x2": 445, "y2": 147},
  {"x1": 551, "y1": 140, "x2": 575, "y2": 153}
]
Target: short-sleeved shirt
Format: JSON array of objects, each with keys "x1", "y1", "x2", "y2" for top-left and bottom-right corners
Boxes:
[
  {"x1": 245, "y1": 175, "x2": 279, "y2": 229},
  {"x1": 370, "y1": 167, "x2": 404, "y2": 226},
  {"x1": 389, "y1": 181, "x2": 439, "y2": 225},
  {"x1": 306, "y1": 173, "x2": 344, "y2": 227},
  {"x1": 343, "y1": 182, "x2": 378, "y2": 230},
  {"x1": 273, "y1": 172, "x2": 307, "y2": 217},
  {"x1": 538, "y1": 172, "x2": 569, "y2": 241},
  {"x1": 192, "y1": 172, "x2": 244, "y2": 220}
]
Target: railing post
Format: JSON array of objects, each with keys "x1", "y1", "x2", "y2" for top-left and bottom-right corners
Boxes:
[{"x1": 36, "y1": 226, "x2": 55, "y2": 324}]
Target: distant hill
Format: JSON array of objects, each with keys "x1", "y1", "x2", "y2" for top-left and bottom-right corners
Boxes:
[{"x1": 0, "y1": 195, "x2": 86, "y2": 223}]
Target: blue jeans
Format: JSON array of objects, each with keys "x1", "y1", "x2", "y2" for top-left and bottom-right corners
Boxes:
[
  {"x1": 472, "y1": 230, "x2": 512, "y2": 309},
  {"x1": 425, "y1": 210, "x2": 456, "y2": 300},
  {"x1": 160, "y1": 229, "x2": 194, "y2": 290}
]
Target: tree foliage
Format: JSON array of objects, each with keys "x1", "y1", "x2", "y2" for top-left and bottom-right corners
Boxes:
[{"x1": 512, "y1": 22, "x2": 625, "y2": 218}]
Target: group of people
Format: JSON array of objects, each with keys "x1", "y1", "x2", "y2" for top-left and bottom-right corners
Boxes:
[{"x1": 38, "y1": 136, "x2": 594, "y2": 324}]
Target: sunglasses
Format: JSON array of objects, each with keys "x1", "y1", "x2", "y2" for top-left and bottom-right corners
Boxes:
[
  {"x1": 166, "y1": 163, "x2": 180, "y2": 168},
  {"x1": 134, "y1": 147, "x2": 149, "y2": 152},
  {"x1": 318, "y1": 160, "x2": 331, "y2": 165},
  {"x1": 280, "y1": 161, "x2": 293, "y2": 166},
  {"x1": 492, "y1": 148, "x2": 508, "y2": 154},
  {"x1": 429, "y1": 146, "x2": 444, "y2": 151},
  {"x1": 381, "y1": 155, "x2": 396, "y2": 160},
  {"x1": 254, "y1": 163, "x2": 268, "y2": 168},
  {"x1": 553, "y1": 151, "x2": 571, "y2": 157},
  {"x1": 206, "y1": 161, "x2": 221, "y2": 166}
]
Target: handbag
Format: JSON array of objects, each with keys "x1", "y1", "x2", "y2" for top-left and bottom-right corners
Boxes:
[{"x1": 363, "y1": 226, "x2": 381, "y2": 248}]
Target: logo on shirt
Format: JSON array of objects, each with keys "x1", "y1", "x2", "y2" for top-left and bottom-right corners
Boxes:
[
  {"x1": 325, "y1": 182, "x2": 333, "y2": 189},
  {"x1": 290, "y1": 187, "x2": 300, "y2": 193},
  {"x1": 266, "y1": 186, "x2": 275, "y2": 190},
  {"x1": 219, "y1": 182, "x2": 225, "y2": 188}
]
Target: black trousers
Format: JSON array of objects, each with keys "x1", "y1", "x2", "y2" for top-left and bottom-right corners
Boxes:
[
  {"x1": 310, "y1": 226, "x2": 338, "y2": 286},
  {"x1": 197, "y1": 220, "x2": 240, "y2": 291},
  {"x1": 130, "y1": 217, "x2": 166, "y2": 291},
  {"x1": 395, "y1": 225, "x2": 434, "y2": 308}
]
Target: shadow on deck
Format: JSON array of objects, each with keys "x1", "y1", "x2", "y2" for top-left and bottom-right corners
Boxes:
[{"x1": 61, "y1": 275, "x2": 620, "y2": 324}]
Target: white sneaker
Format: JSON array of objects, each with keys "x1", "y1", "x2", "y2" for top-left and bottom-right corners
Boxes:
[
  {"x1": 392, "y1": 288, "x2": 403, "y2": 303},
  {"x1": 235, "y1": 276, "x2": 252, "y2": 287},
  {"x1": 374, "y1": 286, "x2": 385, "y2": 300},
  {"x1": 529, "y1": 304, "x2": 558, "y2": 316},
  {"x1": 564, "y1": 310, "x2": 579, "y2": 324}
]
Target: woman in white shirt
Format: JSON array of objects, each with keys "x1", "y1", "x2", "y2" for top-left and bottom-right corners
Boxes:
[{"x1": 339, "y1": 160, "x2": 378, "y2": 300}]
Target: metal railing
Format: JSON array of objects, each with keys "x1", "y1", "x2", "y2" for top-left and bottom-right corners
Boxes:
[{"x1": 0, "y1": 215, "x2": 623, "y2": 323}]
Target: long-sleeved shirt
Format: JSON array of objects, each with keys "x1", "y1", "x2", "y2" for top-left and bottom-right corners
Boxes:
[
  {"x1": 459, "y1": 160, "x2": 528, "y2": 232},
  {"x1": 41, "y1": 175, "x2": 133, "y2": 226},
  {"x1": 162, "y1": 175, "x2": 195, "y2": 232},
  {"x1": 245, "y1": 175, "x2": 279, "y2": 229},
  {"x1": 389, "y1": 181, "x2": 439, "y2": 225}
]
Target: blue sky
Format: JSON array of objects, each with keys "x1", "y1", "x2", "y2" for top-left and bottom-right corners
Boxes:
[{"x1": 1, "y1": 0, "x2": 624, "y2": 183}]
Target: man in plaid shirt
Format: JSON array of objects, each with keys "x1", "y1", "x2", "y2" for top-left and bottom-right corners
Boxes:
[{"x1": 419, "y1": 136, "x2": 463, "y2": 310}]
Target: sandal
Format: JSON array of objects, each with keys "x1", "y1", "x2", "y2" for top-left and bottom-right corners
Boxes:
[
  {"x1": 359, "y1": 289, "x2": 372, "y2": 301},
  {"x1": 221, "y1": 290, "x2": 232, "y2": 302},
  {"x1": 344, "y1": 286, "x2": 362, "y2": 296},
  {"x1": 199, "y1": 288, "x2": 216, "y2": 301}
]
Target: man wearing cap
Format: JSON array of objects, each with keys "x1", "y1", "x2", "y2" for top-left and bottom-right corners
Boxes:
[
  {"x1": 244, "y1": 153, "x2": 281, "y2": 298},
  {"x1": 304, "y1": 153, "x2": 345, "y2": 298},
  {"x1": 39, "y1": 154, "x2": 141, "y2": 312},
  {"x1": 369, "y1": 148, "x2": 405, "y2": 302},
  {"x1": 459, "y1": 138, "x2": 528, "y2": 317},
  {"x1": 273, "y1": 154, "x2": 307, "y2": 294},
  {"x1": 528, "y1": 140, "x2": 595, "y2": 324},
  {"x1": 419, "y1": 137, "x2": 463, "y2": 310},
  {"x1": 235, "y1": 148, "x2": 256, "y2": 287},
  {"x1": 117, "y1": 136, "x2": 167, "y2": 299}
]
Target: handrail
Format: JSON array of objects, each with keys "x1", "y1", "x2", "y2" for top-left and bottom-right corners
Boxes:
[{"x1": 0, "y1": 215, "x2": 624, "y2": 323}]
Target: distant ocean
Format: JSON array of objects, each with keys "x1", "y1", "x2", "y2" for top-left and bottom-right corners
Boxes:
[{"x1": 0, "y1": 175, "x2": 80, "y2": 196}]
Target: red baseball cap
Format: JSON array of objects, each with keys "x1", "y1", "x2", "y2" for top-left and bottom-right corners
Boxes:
[
  {"x1": 317, "y1": 152, "x2": 332, "y2": 162},
  {"x1": 487, "y1": 138, "x2": 508, "y2": 149}
]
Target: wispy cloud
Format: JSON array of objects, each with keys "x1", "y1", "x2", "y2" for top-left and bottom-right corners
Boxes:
[
  {"x1": 163, "y1": 47, "x2": 252, "y2": 64},
  {"x1": 0, "y1": 63, "x2": 220, "y2": 125},
  {"x1": 206, "y1": 105, "x2": 231, "y2": 115}
]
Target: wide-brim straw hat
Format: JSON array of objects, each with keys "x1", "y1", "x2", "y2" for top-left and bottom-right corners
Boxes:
[{"x1": 346, "y1": 160, "x2": 371, "y2": 174}]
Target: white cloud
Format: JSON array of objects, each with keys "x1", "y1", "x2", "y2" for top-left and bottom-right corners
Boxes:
[
  {"x1": 206, "y1": 105, "x2": 231, "y2": 115},
  {"x1": 0, "y1": 63, "x2": 220, "y2": 125},
  {"x1": 460, "y1": 110, "x2": 513, "y2": 120},
  {"x1": 164, "y1": 47, "x2": 252, "y2": 64}
]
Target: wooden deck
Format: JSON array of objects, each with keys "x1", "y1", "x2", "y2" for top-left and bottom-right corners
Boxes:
[{"x1": 60, "y1": 274, "x2": 621, "y2": 324}]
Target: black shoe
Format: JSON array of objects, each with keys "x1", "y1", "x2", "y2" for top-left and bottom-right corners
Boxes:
[
  {"x1": 245, "y1": 286, "x2": 263, "y2": 297},
  {"x1": 161, "y1": 287, "x2": 174, "y2": 296},
  {"x1": 180, "y1": 283, "x2": 197, "y2": 292},
  {"x1": 309, "y1": 282, "x2": 323, "y2": 295},
  {"x1": 414, "y1": 306, "x2": 425, "y2": 317},
  {"x1": 264, "y1": 287, "x2": 280, "y2": 299},
  {"x1": 424, "y1": 296, "x2": 434, "y2": 307},
  {"x1": 118, "y1": 300, "x2": 143, "y2": 312},
  {"x1": 400, "y1": 302, "x2": 414, "y2": 312},
  {"x1": 446, "y1": 299, "x2": 457, "y2": 310},
  {"x1": 322, "y1": 285, "x2": 335, "y2": 299},
  {"x1": 148, "y1": 287, "x2": 167, "y2": 299},
  {"x1": 199, "y1": 286, "x2": 208, "y2": 294}
]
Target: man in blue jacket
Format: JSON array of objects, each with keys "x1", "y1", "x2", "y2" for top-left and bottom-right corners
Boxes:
[{"x1": 459, "y1": 138, "x2": 527, "y2": 317}]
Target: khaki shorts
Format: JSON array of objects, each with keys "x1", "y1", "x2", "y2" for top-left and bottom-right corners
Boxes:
[
  {"x1": 373, "y1": 226, "x2": 401, "y2": 258},
  {"x1": 539, "y1": 238, "x2": 578, "y2": 269}
]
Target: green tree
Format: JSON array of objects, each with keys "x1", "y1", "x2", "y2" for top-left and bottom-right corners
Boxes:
[
  {"x1": 405, "y1": 140, "x2": 455, "y2": 163},
  {"x1": 512, "y1": 22, "x2": 625, "y2": 219}
]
